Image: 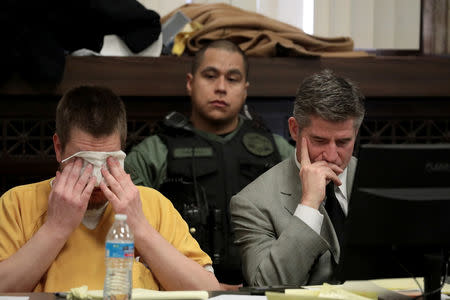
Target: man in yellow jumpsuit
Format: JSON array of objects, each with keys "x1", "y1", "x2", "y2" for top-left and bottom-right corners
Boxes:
[{"x1": 0, "y1": 86, "x2": 220, "y2": 292}]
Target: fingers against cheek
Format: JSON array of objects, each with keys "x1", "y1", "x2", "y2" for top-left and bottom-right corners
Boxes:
[
  {"x1": 66, "y1": 159, "x2": 84, "y2": 193},
  {"x1": 106, "y1": 157, "x2": 126, "y2": 183},
  {"x1": 325, "y1": 169, "x2": 342, "y2": 186},
  {"x1": 101, "y1": 167, "x2": 117, "y2": 187},
  {"x1": 81, "y1": 177, "x2": 97, "y2": 203},
  {"x1": 57, "y1": 160, "x2": 75, "y2": 188},
  {"x1": 300, "y1": 137, "x2": 311, "y2": 166},
  {"x1": 101, "y1": 166, "x2": 125, "y2": 197},
  {"x1": 99, "y1": 182, "x2": 119, "y2": 206},
  {"x1": 74, "y1": 164, "x2": 93, "y2": 194},
  {"x1": 329, "y1": 164, "x2": 344, "y2": 175}
]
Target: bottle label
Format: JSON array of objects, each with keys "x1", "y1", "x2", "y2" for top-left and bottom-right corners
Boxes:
[{"x1": 105, "y1": 242, "x2": 134, "y2": 258}]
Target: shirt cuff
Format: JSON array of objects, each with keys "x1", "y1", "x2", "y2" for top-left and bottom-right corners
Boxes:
[
  {"x1": 204, "y1": 264, "x2": 214, "y2": 273},
  {"x1": 293, "y1": 204, "x2": 324, "y2": 235}
]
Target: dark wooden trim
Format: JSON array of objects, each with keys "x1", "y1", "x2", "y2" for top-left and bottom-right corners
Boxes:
[
  {"x1": 1, "y1": 56, "x2": 450, "y2": 98},
  {"x1": 363, "y1": 49, "x2": 422, "y2": 56},
  {"x1": 0, "y1": 56, "x2": 192, "y2": 97},
  {"x1": 0, "y1": 160, "x2": 58, "y2": 176},
  {"x1": 250, "y1": 56, "x2": 450, "y2": 98}
]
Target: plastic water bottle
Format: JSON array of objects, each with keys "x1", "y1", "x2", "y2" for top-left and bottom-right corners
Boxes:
[{"x1": 103, "y1": 214, "x2": 134, "y2": 300}]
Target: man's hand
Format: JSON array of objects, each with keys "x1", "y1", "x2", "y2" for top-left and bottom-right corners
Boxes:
[
  {"x1": 100, "y1": 157, "x2": 221, "y2": 291},
  {"x1": 299, "y1": 137, "x2": 343, "y2": 209},
  {"x1": 47, "y1": 158, "x2": 96, "y2": 238},
  {"x1": 0, "y1": 158, "x2": 96, "y2": 292},
  {"x1": 100, "y1": 157, "x2": 147, "y2": 233}
]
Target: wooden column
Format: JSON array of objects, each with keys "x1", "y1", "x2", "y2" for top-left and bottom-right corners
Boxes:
[{"x1": 421, "y1": 0, "x2": 449, "y2": 54}]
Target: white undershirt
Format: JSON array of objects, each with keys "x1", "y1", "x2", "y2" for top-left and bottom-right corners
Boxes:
[{"x1": 293, "y1": 150, "x2": 349, "y2": 235}]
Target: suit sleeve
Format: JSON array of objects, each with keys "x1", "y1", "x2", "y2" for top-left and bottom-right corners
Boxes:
[{"x1": 230, "y1": 182, "x2": 330, "y2": 286}]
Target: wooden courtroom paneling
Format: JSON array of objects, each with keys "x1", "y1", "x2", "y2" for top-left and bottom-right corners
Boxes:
[
  {"x1": 0, "y1": 56, "x2": 449, "y2": 98},
  {"x1": 1, "y1": 55, "x2": 450, "y2": 195}
]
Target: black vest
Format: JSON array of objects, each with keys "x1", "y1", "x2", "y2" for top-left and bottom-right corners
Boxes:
[{"x1": 157, "y1": 114, "x2": 281, "y2": 284}]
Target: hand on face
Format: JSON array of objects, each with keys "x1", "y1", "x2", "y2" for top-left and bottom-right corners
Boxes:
[
  {"x1": 100, "y1": 157, "x2": 147, "y2": 233},
  {"x1": 299, "y1": 137, "x2": 343, "y2": 209},
  {"x1": 47, "y1": 158, "x2": 96, "y2": 237}
]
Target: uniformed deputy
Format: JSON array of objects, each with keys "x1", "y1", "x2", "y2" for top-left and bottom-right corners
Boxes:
[{"x1": 125, "y1": 40, "x2": 293, "y2": 285}]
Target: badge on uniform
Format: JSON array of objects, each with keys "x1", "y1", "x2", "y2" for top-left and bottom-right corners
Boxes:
[{"x1": 242, "y1": 133, "x2": 274, "y2": 157}]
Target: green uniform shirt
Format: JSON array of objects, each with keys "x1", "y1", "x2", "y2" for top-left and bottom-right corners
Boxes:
[{"x1": 125, "y1": 119, "x2": 293, "y2": 188}]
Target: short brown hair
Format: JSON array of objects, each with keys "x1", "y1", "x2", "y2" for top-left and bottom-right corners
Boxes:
[
  {"x1": 56, "y1": 86, "x2": 127, "y2": 151},
  {"x1": 191, "y1": 39, "x2": 249, "y2": 80}
]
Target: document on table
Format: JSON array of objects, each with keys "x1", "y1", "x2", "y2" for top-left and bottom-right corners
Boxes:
[
  {"x1": 342, "y1": 280, "x2": 411, "y2": 300},
  {"x1": 370, "y1": 277, "x2": 450, "y2": 295},
  {"x1": 209, "y1": 295, "x2": 266, "y2": 300},
  {"x1": 66, "y1": 286, "x2": 209, "y2": 300},
  {"x1": 0, "y1": 297, "x2": 29, "y2": 300}
]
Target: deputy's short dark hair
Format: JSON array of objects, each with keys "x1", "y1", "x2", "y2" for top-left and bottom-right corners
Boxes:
[{"x1": 191, "y1": 39, "x2": 249, "y2": 80}]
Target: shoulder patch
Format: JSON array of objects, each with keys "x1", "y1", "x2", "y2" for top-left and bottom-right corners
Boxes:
[{"x1": 242, "y1": 133, "x2": 274, "y2": 157}]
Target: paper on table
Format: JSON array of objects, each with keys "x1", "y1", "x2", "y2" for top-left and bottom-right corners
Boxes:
[
  {"x1": 342, "y1": 280, "x2": 411, "y2": 300},
  {"x1": 266, "y1": 291, "x2": 320, "y2": 300},
  {"x1": 285, "y1": 283, "x2": 375, "y2": 299},
  {"x1": 0, "y1": 297, "x2": 29, "y2": 300},
  {"x1": 209, "y1": 295, "x2": 267, "y2": 300},
  {"x1": 67, "y1": 286, "x2": 208, "y2": 300},
  {"x1": 370, "y1": 278, "x2": 450, "y2": 295}
]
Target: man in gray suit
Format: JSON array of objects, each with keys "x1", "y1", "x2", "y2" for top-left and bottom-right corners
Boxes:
[{"x1": 230, "y1": 69, "x2": 365, "y2": 286}]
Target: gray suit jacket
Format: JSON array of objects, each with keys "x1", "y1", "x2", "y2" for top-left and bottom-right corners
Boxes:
[{"x1": 230, "y1": 153, "x2": 357, "y2": 286}]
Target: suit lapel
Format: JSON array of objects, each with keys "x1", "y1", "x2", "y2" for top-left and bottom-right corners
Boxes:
[
  {"x1": 346, "y1": 156, "x2": 357, "y2": 199},
  {"x1": 280, "y1": 154, "x2": 302, "y2": 215},
  {"x1": 279, "y1": 153, "x2": 357, "y2": 264}
]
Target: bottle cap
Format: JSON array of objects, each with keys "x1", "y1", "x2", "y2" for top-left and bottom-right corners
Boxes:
[{"x1": 115, "y1": 214, "x2": 127, "y2": 221}]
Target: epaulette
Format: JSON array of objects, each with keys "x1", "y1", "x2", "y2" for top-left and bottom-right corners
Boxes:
[{"x1": 154, "y1": 111, "x2": 194, "y2": 136}]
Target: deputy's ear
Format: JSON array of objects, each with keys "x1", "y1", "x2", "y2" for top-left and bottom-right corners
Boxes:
[
  {"x1": 53, "y1": 133, "x2": 62, "y2": 163},
  {"x1": 186, "y1": 73, "x2": 193, "y2": 96},
  {"x1": 243, "y1": 81, "x2": 249, "y2": 98},
  {"x1": 288, "y1": 117, "x2": 299, "y2": 143}
]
